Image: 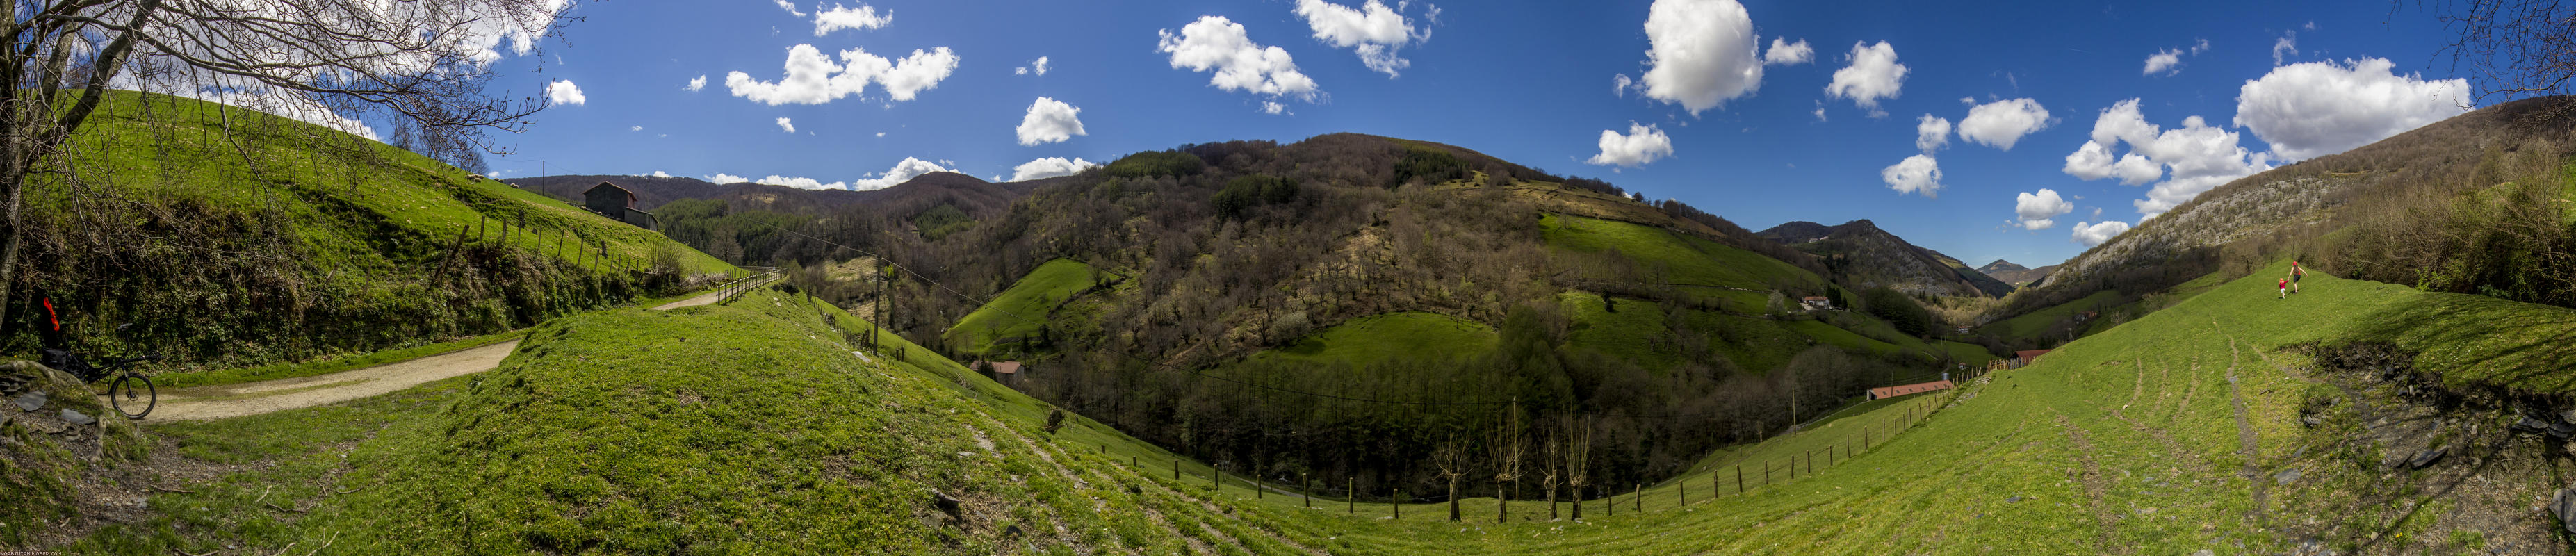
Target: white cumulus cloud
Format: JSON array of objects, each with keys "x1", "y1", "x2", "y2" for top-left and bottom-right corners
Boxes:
[
  {"x1": 685, "y1": 74, "x2": 706, "y2": 91},
  {"x1": 2144, "y1": 49, "x2": 2183, "y2": 76},
  {"x1": 813, "y1": 3, "x2": 891, "y2": 35},
  {"x1": 1011, "y1": 157, "x2": 1098, "y2": 181},
  {"x1": 630, "y1": 125, "x2": 642, "y2": 132},
  {"x1": 546, "y1": 80, "x2": 585, "y2": 106},
  {"x1": 1636, "y1": 0, "x2": 1766, "y2": 115},
  {"x1": 1262, "y1": 101, "x2": 1289, "y2": 115},
  {"x1": 774, "y1": 0, "x2": 804, "y2": 17},
  {"x1": 852, "y1": 157, "x2": 955, "y2": 190},
  {"x1": 1017, "y1": 56, "x2": 1052, "y2": 76},
  {"x1": 1826, "y1": 41, "x2": 1907, "y2": 117},
  {"x1": 2233, "y1": 58, "x2": 2472, "y2": 161},
  {"x1": 2060, "y1": 99, "x2": 2276, "y2": 218},
  {"x1": 706, "y1": 173, "x2": 750, "y2": 184},
  {"x1": 1915, "y1": 115, "x2": 1950, "y2": 152},
  {"x1": 1294, "y1": 0, "x2": 1433, "y2": 78},
  {"x1": 649, "y1": 170, "x2": 671, "y2": 178},
  {"x1": 2272, "y1": 31, "x2": 2298, "y2": 65},
  {"x1": 1764, "y1": 37, "x2": 1813, "y2": 65},
  {"x1": 2071, "y1": 220, "x2": 2130, "y2": 247},
  {"x1": 1881, "y1": 154, "x2": 1942, "y2": 197},
  {"x1": 1016, "y1": 97, "x2": 1087, "y2": 145},
  {"x1": 726, "y1": 44, "x2": 958, "y2": 105},
  {"x1": 2014, "y1": 188, "x2": 2074, "y2": 230},
  {"x1": 759, "y1": 175, "x2": 848, "y2": 190},
  {"x1": 1585, "y1": 122, "x2": 1674, "y2": 167},
  {"x1": 1158, "y1": 15, "x2": 1321, "y2": 100},
  {"x1": 1957, "y1": 97, "x2": 2053, "y2": 151},
  {"x1": 776, "y1": 117, "x2": 795, "y2": 133}
]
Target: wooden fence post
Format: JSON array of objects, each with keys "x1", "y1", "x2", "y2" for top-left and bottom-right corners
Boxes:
[
  {"x1": 1604, "y1": 486, "x2": 1612, "y2": 516},
  {"x1": 1174, "y1": 460, "x2": 1180, "y2": 482},
  {"x1": 1394, "y1": 488, "x2": 1401, "y2": 520},
  {"x1": 1680, "y1": 478, "x2": 1687, "y2": 507},
  {"x1": 1735, "y1": 465, "x2": 1743, "y2": 494},
  {"x1": 1348, "y1": 477, "x2": 1355, "y2": 514},
  {"x1": 1633, "y1": 484, "x2": 1641, "y2": 513},
  {"x1": 1303, "y1": 475, "x2": 1311, "y2": 509}
]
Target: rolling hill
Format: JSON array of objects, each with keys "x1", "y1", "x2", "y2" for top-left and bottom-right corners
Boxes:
[
  {"x1": 2, "y1": 91, "x2": 731, "y2": 370},
  {"x1": 504, "y1": 170, "x2": 1022, "y2": 218},
  {"x1": 1759, "y1": 219, "x2": 2015, "y2": 297}
]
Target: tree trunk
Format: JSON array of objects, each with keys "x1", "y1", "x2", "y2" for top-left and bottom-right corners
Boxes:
[
  {"x1": 1570, "y1": 483, "x2": 1583, "y2": 520},
  {"x1": 1446, "y1": 478, "x2": 1460, "y2": 521}
]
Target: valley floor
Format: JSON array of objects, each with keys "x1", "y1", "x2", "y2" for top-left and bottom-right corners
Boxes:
[{"x1": 20, "y1": 262, "x2": 2576, "y2": 555}]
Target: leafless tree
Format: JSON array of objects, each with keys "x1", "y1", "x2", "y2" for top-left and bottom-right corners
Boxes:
[
  {"x1": 1539, "y1": 427, "x2": 1562, "y2": 521},
  {"x1": 0, "y1": 0, "x2": 566, "y2": 331},
  {"x1": 1562, "y1": 415, "x2": 1593, "y2": 521},
  {"x1": 1433, "y1": 436, "x2": 1467, "y2": 522},
  {"x1": 2433, "y1": 0, "x2": 2576, "y2": 105}
]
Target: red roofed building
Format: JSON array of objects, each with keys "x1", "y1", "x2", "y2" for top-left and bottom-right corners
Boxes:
[
  {"x1": 1868, "y1": 380, "x2": 1954, "y2": 400},
  {"x1": 2014, "y1": 349, "x2": 2053, "y2": 365}
]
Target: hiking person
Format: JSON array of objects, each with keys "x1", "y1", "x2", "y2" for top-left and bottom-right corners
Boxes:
[
  {"x1": 2290, "y1": 261, "x2": 2305, "y2": 294},
  {"x1": 2278, "y1": 277, "x2": 2288, "y2": 299}
]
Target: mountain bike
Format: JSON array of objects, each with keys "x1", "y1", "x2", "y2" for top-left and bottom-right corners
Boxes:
[{"x1": 38, "y1": 347, "x2": 163, "y2": 420}]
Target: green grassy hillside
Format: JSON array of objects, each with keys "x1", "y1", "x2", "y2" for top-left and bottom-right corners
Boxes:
[
  {"x1": 60, "y1": 260, "x2": 2576, "y2": 553},
  {"x1": 1251, "y1": 311, "x2": 1497, "y2": 368},
  {"x1": 9, "y1": 91, "x2": 731, "y2": 370},
  {"x1": 1540, "y1": 213, "x2": 1823, "y2": 311},
  {"x1": 943, "y1": 258, "x2": 1102, "y2": 357}
]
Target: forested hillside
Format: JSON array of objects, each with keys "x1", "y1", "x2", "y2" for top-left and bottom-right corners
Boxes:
[
  {"x1": 1991, "y1": 95, "x2": 2576, "y2": 336},
  {"x1": 1758, "y1": 219, "x2": 2013, "y2": 298},
  {"x1": 769, "y1": 133, "x2": 1992, "y2": 496}
]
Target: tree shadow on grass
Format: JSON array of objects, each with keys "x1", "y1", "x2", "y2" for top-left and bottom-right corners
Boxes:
[{"x1": 2345, "y1": 293, "x2": 2576, "y2": 398}]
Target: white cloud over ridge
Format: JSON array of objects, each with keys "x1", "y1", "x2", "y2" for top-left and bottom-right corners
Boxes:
[
  {"x1": 1585, "y1": 122, "x2": 1674, "y2": 167},
  {"x1": 1016, "y1": 97, "x2": 1087, "y2": 146},
  {"x1": 853, "y1": 157, "x2": 956, "y2": 190},
  {"x1": 1826, "y1": 41, "x2": 1907, "y2": 117},
  {"x1": 760, "y1": 175, "x2": 847, "y2": 190},
  {"x1": 726, "y1": 44, "x2": 959, "y2": 105},
  {"x1": 2015, "y1": 188, "x2": 2073, "y2": 230},
  {"x1": 1915, "y1": 115, "x2": 1950, "y2": 152},
  {"x1": 814, "y1": 3, "x2": 892, "y2": 35},
  {"x1": 1158, "y1": 15, "x2": 1320, "y2": 100},
  {"x1": 2233, "y1": 58, "x2": 2472, "y2": 161},
  {"x1": 1957, "y1": 97, "x2": 2053, "y2": 150},
  {"x1": 2071, "y1": 220, "x2": 2130, "y2": 246},
  {"x1": 1764, "y1": 37, "x2": 1813, "y2": 65},
  {"x1": 1881, "y1": 154, "x2": 1941, "y2": 197},
  {"x1": 1293, "y1": 0, "x2": 1432, "y2": 77},
  {"x1": 706, "y1": 173, "x2": 750, "y2": 184},
  {"x1": 1636, "y1": 0, "x2": 1766, "y2": 115},
  {"x1": 2060, "y1": 99, "x2": 2275, "y2": 218},
  {"x1": 1011, "y1": 157, "x2": 1098, "y2": 181},
  {"x1": 546, "y1": 80, "x2": 585, "y2": 106}
]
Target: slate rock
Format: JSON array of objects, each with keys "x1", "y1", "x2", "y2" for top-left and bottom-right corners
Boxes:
[
  {"x1": 2552, "y1": 486, "x2": 2576, "y2": 535},
  {"x1": 931, "y1": 489, "x2": 964, "y2": 518},
  {"x1": 58, "y1": 408, "x2": 94, "y2": 426},
  {"x1": 2404, "y1": 448, "x2": 2447, "y2": 470},
  {"x1": 2552, "y1": 423, "x2": 2575, "y2": 439},
  {"x1": 2560, "y1": 409, "x2": 2576, "y2": 425},
  {"x1": 13, "y1": 390, "x2": 45, "y2": 412},
  {"x1": 2516, "y1": 417, "x2": 2555, "y2": 433},
  {"x1": 2005, "y1": 496, "x2": 2024, "y2": 503},
  {"x1": 2274, "y1": 468, "x2": 2302, "y2": 485}
]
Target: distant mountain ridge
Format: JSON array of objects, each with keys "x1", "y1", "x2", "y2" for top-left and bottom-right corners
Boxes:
[
  {"x1": 1758, "y1": 220, "x2": 2015, "y2": 297},
  {"x1": 1977, "y1": 260, "x2": 2055, "y2": 286},
  {"x1": 503, "y1": 171, "x2": 1023, "y2": 218}
]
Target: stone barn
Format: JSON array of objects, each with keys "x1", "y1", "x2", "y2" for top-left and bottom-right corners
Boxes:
[{"x1": 583, "y1": 182, "x2": 656, "y2": 230}]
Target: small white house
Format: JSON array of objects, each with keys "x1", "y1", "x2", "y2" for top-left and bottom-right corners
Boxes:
[{"x1": 1800, "y1": 296, "x2": 1833, "y2": 311}]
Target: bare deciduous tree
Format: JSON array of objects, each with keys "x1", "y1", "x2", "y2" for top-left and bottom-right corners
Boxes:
[
  {"x1": 2434, "y1": 0, "x2": 2576, "y2": 103},
  {"x1": 1562, "y1": 415, "x2": 1593, "y2": 521},
  {"x1": 1, "y1": 0, "x2": 566, "y2": 331},
  {"x1": 1540, "y1": 427, "x2": 1562, "y2": 521},
  {"x1": 1433, "y1": 436, "x2": 1467, "y2": 522},
  {"x1": 1491, "y1": 405, "x2": 1524, "y2": 524}
]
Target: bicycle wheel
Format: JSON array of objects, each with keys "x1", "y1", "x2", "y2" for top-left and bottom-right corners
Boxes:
[{"x1": 108, "y1": 374, "x2": 156, "y2": 420}]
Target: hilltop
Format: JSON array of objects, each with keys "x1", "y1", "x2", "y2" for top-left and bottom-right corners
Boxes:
[
  {"x1": 1759, "y1": 219, "x2": 2014, "y2": 297},
  {"x1": 1976, "y1": 259, "x2": 2054, "y2": 286},
  {"x1": 504, "y1": 171, "x2": 1021, "y2": 217}
]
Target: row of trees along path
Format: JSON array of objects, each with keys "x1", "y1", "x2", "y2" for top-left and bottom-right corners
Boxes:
[{"x1": 1061, "y1": 387, "x2": 1964, "y2": 523}]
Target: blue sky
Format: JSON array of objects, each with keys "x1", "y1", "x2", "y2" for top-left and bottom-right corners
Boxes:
[{"x1": 468, "y1": 0, "x2": 2480, "y2": 268}]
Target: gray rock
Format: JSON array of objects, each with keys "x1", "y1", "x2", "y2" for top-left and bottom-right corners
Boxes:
[
  {"x1": 2552, "y1": 486, "x2": 2576, "y2": 535},
  {"x1": 58, "y1": 408, "x2": 94, "y2": 425},
  {"x1": 12, "y1": 390, "x2": 45, "y2": 411},
  {"x1": 2194, "y1": 550, "x2": 2215, "y2": 556},
  {"x1": 2405, "y1": 448, "x2": 2447, "y2": 470},
  {"x1": 2515, "y1": 417, "x2": 2554, "y2": 433},
  {"x1": 2561, "y1": 409, "x2": 2576, "y2": 425},
  {"x1": 2274, "y1": 468, "x2": 2302, "y2": 485},
  {"x1": 2005, "y1": 495, "x2": 2024, "y2": 503},
  {"x1": 2552, "y1": 423, "x2": 2575, "y2": 439}
]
